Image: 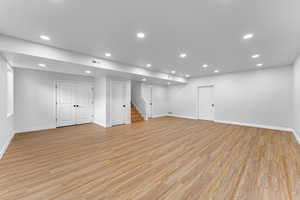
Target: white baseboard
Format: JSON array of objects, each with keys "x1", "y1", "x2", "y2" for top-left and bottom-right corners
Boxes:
[
  {"x1": 0, "y1": 134, "x2": 15, "y2": 160},
  {"x1": 15, "y1": 124, "x2": 56, "y2": 134},
  {"x1": 94, "y1": 120, "x2": 107, "y2": 128},
  {"x1": 152, "y1": 114, "x2": 168, "y2": 118},
  {"x1": 292, "y1": 129, "x2": 300, "y2": 144},
  {"x1": 168, "y1": 114, "x2": 197, "y2": 120},
  {"x1": 214, "y1": 120, "x2": 294, "y2": 132}
]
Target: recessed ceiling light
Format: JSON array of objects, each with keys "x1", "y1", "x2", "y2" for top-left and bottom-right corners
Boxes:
[
  {"x1": 214, "y1": 70, "x2": 219, "y2": 73},
  {"x1": 137, "y1": 32, "x2": 146, "y2": 39},
  {"x1": 105, "y1": 52, "x2": 112, "y2": 57},
  {"x1": 40, "y1": 35, "x2": 51, "y2": 41},
  {"x1": 256, "y1": 63, "x2": 263, "y2": 67},
  {"x1": 38, "y1": 63, "x2": 46, "y2": 67},
  {"x1": 243, "y1": 33, "x2": 254, "y2": 40},
  {"x1": 85, "y1": 70, "x2": 91, "y2": 74},
  {"x1": 252, "y1": 54, "x2": 260, "y2": 59},
  {"x1": 142, "y1": 78, "x2": 147, "y2": 82},
  {"x1": 146, "y1": 64, "x2": 152, "y2": 68},
  {"x1": 185, "y1": 74, "x2": 190, "y2": 78},
  {"x1": 171, "y1": 70, "x2": 176, "y2": 74},
  {"x1": 180, "y1": 53, "x2": 187, "y2": 58},
  {"x1": 202, "y1": 64, "x2": 209, "y2": 68}
]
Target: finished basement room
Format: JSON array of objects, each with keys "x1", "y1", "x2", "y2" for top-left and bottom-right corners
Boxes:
[{"x1": 0, "y1": 0, "x2": 300, "y2": 199}]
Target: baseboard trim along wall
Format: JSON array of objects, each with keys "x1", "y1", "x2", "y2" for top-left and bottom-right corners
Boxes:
[
  {"x1": 292, "y1": 130, "x2": 300, "y2": 144},
  {"x1": 14, "y1": 125, "x2": 56, "y2": 134},
  {"x1": 214, "y1": 120, "x2": 293, "y2": 132},
  {"x1": 152, "y1": 114, "x2": 169, "y2": 118},
  {"x1": 0, "y1": 134, "x2": 15, "y2": 160},
  {"x1": 168, "y1": 114, "x2": 197, "y2": 120},
  {"x1": 93, "y1": 120, "x2": 107, "y2": 128}
]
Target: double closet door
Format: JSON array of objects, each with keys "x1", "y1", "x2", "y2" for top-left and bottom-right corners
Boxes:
[{"x1": 56, "y1": 82, "x2": 93, "y2": 127}]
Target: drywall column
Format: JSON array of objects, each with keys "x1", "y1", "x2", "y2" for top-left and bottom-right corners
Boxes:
[
  {"x1": 0, "y1": 56, "x2": 14, "y2": 159},
  {"x1": 294, "y1": 56, "x2": 300, "y2": 138}
]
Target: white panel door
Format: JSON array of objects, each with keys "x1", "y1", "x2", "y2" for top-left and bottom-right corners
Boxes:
[
  {"x1": 75, "y1": 85, "x2": 94, "y2": 124},
  {"x1": 111, "y1": 81, "x2": 126, "y2": 126},
  {"x1": 198, "y1": 86, "x2": 214, "y2": 120},
  {"x1": 57, "y1": 82, "x2": 76, "y2": 127},
  {"x1": 144, "y1": 86, "x2": 152, "y2": 118}
]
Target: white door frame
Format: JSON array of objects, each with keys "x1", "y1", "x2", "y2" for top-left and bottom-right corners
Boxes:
[
  {"x1": 109, "y1": 79, "x2": 131, "y2": 127},
  {"x1": 196, "y1": 84, "x2": 215, "y2": 121},
  {"x1": 55, "y1": 80, "x2": 94, "y2": 127}
]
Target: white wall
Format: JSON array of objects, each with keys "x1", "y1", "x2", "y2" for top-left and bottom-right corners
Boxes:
[
  {"x1": 294, "y1": 56, "x2": 300, "y2": 138},
  {"x1": 168, "y1": 66, "x2": 293, "y2": 129},
  {"x1": 94, "y1": 76, "x2": 108, "y2": 127},
  {"x1": 0, "y1": 56, "x2": 14, "y2": 159},
  {"x1": 14, "y1": 68, "x2": 94, "y2": 133}
]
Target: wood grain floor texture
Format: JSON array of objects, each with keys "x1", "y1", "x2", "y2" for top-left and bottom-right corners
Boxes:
[{"x1": 1, "y1": 117, "x2": 300, "y2": 200}]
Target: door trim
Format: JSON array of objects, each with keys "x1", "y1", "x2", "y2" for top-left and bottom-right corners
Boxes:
[
  {"x1": 108, "y1": 79, "x2": 131, "y2": 127},
  {"x1": 55, "y1": 80, "x2": 94, "y2": 128},
  {"x1": 197, "y1": 84, "x2": 215, "y2": 121}
]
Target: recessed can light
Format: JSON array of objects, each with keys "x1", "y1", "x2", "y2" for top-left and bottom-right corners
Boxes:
[
  {"x1": 243, "y1": 33, "x2": 254, "y2": 40},
  {"x1": 85, "y1": 70, "x2": 91, "y2": 74},
  {"x1": 137, "y1": 32, "x2": 146, "y2": 39},
  {"x1": 252, "y1": 54, "x2": 260, "y2": 59},
  {"x1": 202, "y1": 64, "x2": 209, "y2": 68},
  {"x1": 146, "y1": 64, "x2": 152, "y2": 68},
  {"x1": 180, "y1": 53, "x2": 187, "y2": 58},
  {"x1": 171, "y1": 70, "x2": 176, "y2": 74},
  {"x1": 38, "y1": 63, "x2": 46, "y2": 67},
  {"x1": 105, "y1": 52, "x2": 112, "y2": 57},
  {"x1": 40, "y1": 35, "x2": 51, "y2": 41},
  {"x1": 214, "y1": 70, "x2": 219, "y2": 73},
  {"x1": 256, "y1": 63, "x2": 263, "y2": 67}
]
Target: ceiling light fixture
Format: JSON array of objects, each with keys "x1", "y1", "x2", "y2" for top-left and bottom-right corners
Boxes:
[
  {"x1": 40, "y1": 35, "x2": 51, "y2": 41},
  {"x1": 146, "y1": 64, "x2": 152, "y2": 68},
  {"x1": 214, "y1": 70, "x2": 219, "y2": 73},
  {"x1": 243, "y1": 33, "x2": 254, "y2": 40},
  {"x1": 252, "y1": 54, "x2": 260, "y2": 59},
  {"x1": 137, "y1": 32, "x2": 146, "y2": 39},
  {"x1": 171, "y1": 70, "x2": 176, "y2": 74},
  {"x1": 180, "y1": 53, "x2": 187, "y2": 58},
  {"x1": 167, "y1": 82, "x2": 171, "y2": 85},
  {"x1": 256, "y1": 63, "x2": 263, "y2": 67},
  {"x1": 185, "y1": 74, "x2": 190, "y2": 78},
  {"x1": 142, "y1": 78, "x2": 147, "y2": 81},
  {"x1": 202, "y1": 64, "x2": 209, "y2": 68},
  {"x1": 38, "y1": 63, "x2": 46, "y2": 67},
  {"x1": 105, "y1": 52, "x2": 112, "y2": 57},
  {"x1": 85, "y1": 70, "x2": 91, "y2": 74}
]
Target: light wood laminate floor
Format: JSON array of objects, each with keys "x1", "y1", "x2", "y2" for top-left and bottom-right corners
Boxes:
[{"x1": 1, "y1": 117, "x2": 300, "y2": 200}]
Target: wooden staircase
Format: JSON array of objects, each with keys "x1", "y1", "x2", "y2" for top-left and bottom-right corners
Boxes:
[{"x1": 131, "y1": 104, "x2": 144, "y2": 123}]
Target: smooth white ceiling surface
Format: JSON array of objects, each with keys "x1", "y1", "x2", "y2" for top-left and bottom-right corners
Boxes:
[{"x1": 0, "y1": 0, "x2": 299, "y2": 77}]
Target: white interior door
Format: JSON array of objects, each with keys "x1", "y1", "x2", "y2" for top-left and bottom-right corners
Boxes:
[
  {"x1": 57, "y1": 82, "x2": 94, "y2": 127},
  {"x1": 57, "y1": 82, "x2": 76, "y2": 127},
  {"x1": 111, "y1": 81, "x2": 126, "y2": 126},
  {"x1": 75, "y1": 85, "x2": 94, "y2": 124},
  {"x1": 198, "y1": 86, "x2": 214, "y2": 120},
  {"x1": 144, "y1": 86, "x2": 152, "y2": 118}
]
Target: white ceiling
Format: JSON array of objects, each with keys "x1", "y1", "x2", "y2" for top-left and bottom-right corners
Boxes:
[{"x1": 0, "y1": 0, "x2": 299, "y2": 77}]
